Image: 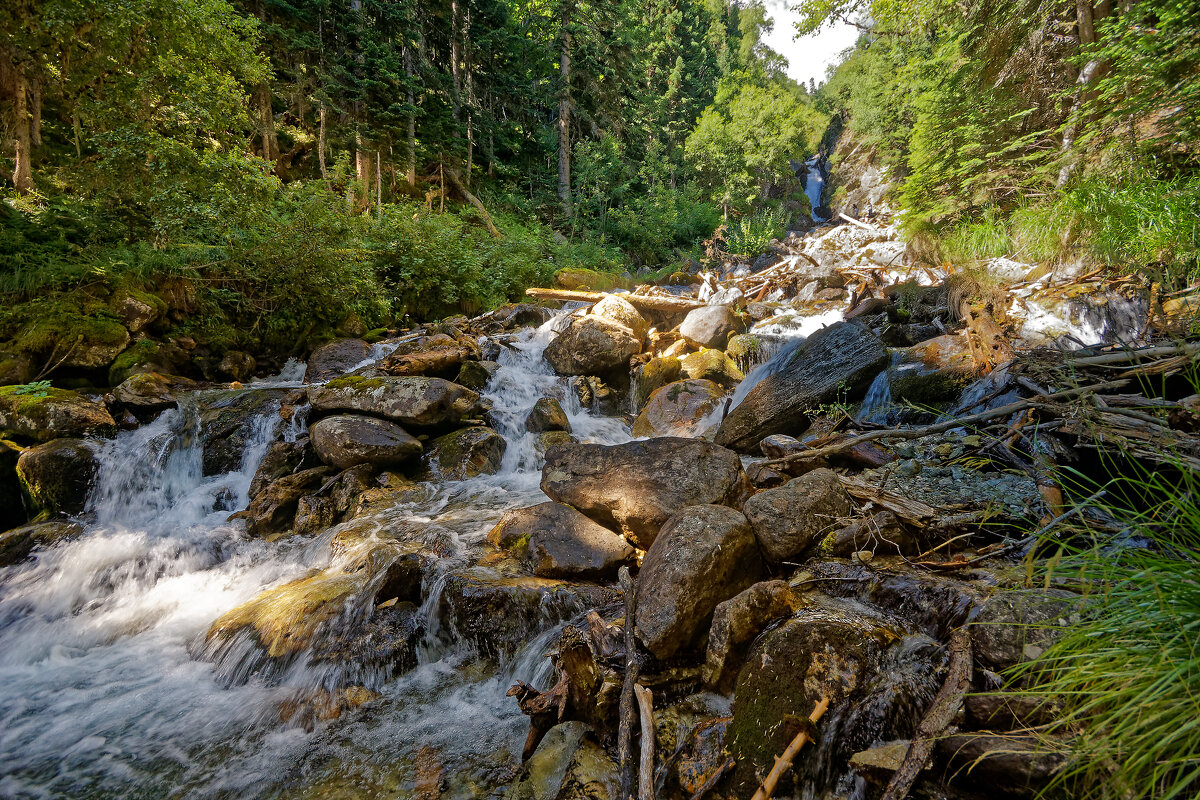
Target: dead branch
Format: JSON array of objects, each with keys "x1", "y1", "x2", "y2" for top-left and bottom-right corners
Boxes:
[
  {"x1": 635, "y1": 684, "x2": 655, "y2": 800},
  {"x1": 688, "y1": 757, "x2": 735, "y2": 800},
  {"x1": 444, "y1": 167, "x2": 501, "y2": 238},
  {"x1": 879, "y1": 629, "x2": 972, "y2": 800},
  {"x1": 762, "y1": 380, "x2": 1130, "y2": 469},
  {"x1": 750, "y1": 695, "x2": 831, "y2": 800}
]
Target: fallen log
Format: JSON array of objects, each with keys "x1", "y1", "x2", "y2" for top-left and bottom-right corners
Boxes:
[
  {"x1": 839, "y1": 475, "x2": 937, "y2": 526},
  {"x1": 879, "y1": 629, "x2": 972, "y2": 800},
  {"x1": 444, "y1": 168, "x2": 501, "y2": 238},
  {"x1": 750, "y1": 695, "x2": 831, "y2": 800},
  {"x1": 525, "y1": 287, "x2": 705, "y2": 314},
  {"x1": 838, "y1": 212, "x2": 877, "y2": 231}
]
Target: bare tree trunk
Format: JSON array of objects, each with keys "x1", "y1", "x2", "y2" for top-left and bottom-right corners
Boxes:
[
  {"x1": 557, "y1": 0, "x2": 572, "y2": 217},
  {"x1": 356, "y1": 130, "x2": 372, "y2": 212},
  {"x1": 376, "y1": 149, "x2": 383, "y2": 218},
  {"x1": 1056, "y1": 58, "x2": 1101, "y2": 189},
  {"x1": 464, "y1": 6, "x2": 474, "y2": 188},
  {"x1": 1076, "y1": 0, "x2": 1096, "y2": 46},
  {"x1": 257, "y1": 83, "x2": 278, "y2": 163},
  {"x1": 451, "y1": 0, "x2": 462, "y2": 131},
  {"x1": 318, "y1": 102, "x2": 328, "y2": 180},
  {"x1": 404, "y1": 43, "x2": 417, "y2": 187},
  {"x1": 11, "y1": 61, "x2": 33, "y2": 193}
]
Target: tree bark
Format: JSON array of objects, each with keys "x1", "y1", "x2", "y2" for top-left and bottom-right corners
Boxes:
[
  {"x1": 11, "y1": 60, "x2": 34, "y2": 193},
  {"x1": 404, "y1": 42, "x2": 417, "y2": 188},
  {"x1": 257, "y1": 82, "x2": 278, "y2": 163},
  {"x1": 451, "y1": 0, "x2": 462, "y2": 130},
  {"x1": 557, "y1": 0, "x2": 572, "y2": 217},
  {"x1": 318, "y1": 102, "x2": 328, "y2": 180}
]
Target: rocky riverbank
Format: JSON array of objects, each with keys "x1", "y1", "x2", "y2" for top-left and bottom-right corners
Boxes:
[{"x1": 2, "y1": 212, "x2": 1198, "y2": 799}]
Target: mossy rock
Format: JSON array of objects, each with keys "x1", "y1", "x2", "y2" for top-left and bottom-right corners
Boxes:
[
  {"x1": 553, "y1": 268, "x2": 636, "y2": 292},
  {"x1": 889, "y1": 364, "x2": 973, "y2": 405},
  {"x1": 16, "y1": 438, "x2": 98, "y2": 517},
  {"x1": 632, "y1": 356, "x2": 683, "y2": 412},
  {"x1": 680, "y1": 349, "x2": 743, "y2": 389},
  {"x1": 0, "y1": 520, "x2": 83, "y2": 567},
  {"x1": 725, "y1": 334, "x2": 764, "y2": 372},
  {"x1": 108, "y1": 338, "x2": 191, "y2": 386},
  {"x1": 16, "y1": 309, "x2": 130, "y2": 370},
  {"x1": 0, "y1": 384, "x2": 117, "y2": 443},
  {"x1": 0, "y1": 349, "x2": 35, "y2": 388},
  {"x1": 421, "y1": 426, "x2": 506, "y2": 481},
  {"x1": 1, "y1": 440, "x2": 27, "y2": 532},
  {"x1": 113, "y1": 289, "x2": 167, "y2": 333}
]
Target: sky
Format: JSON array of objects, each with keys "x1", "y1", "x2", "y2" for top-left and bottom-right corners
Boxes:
[{"x1": 760, "y1": 1, "x2": 861, "y2": 89}]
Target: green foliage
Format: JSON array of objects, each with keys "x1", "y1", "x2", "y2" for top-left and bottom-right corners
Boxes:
[
  {"x1": 9, "y1": 381, "x2": 52, "y2": 399},
  {"x1": 686, "y1": 76, "x2": 827, "y2": 212},
  {"x1": 724, "y1": 206, "x2": 788, "y2": 256}
]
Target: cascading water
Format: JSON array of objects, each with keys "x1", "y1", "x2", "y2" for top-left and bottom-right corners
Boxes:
[{"x1": 805, "y1": 156, "x2": 829, "y2": 223}]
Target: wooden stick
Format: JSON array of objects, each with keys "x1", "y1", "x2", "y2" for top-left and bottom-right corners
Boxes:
[
  {"x1": 838, "y1": 212, "x2": 876, "y2": 230},
  {"x1": 688, "y1": 757, "x2": 734, "y2": 800},
  {"x1": 525, "y1": 287, "x2": 705, "y2": 314},
  {"x1": 880, "y1": 629, "x2": 972, "y2": 800},
  {"x1": 750, "y1": 695, "x2": 831, "y2": 800},
  {"x1": 762, "y1": 380, "x2": 1130, "y2": 468},
  {"x1": 1064, "y1": 341, "x2": 1200, "y2": 368},
  {"x1": 617, "y1": 566, "x2": 641, "y2": 800},
  {"x1": 634, "y1": 684, "x2": 655, "y2": 800}
]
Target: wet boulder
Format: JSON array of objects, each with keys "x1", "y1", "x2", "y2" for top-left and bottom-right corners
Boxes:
[
  {"x1": 971, "y1": 588, "x2": 1080, "y2": 670},
  {"x1": 631, "y1": 379, "x2": 723, "y2": 438},
  {"x1": 440, "y1": 567, "x2": 618, "y2": 656},
  {"x1": 715, "y1": 322, "x2": 889, "y2": 452},
  {"x1": 488, "y1": 501, "x2": 633, "y2": 580},
  {"x1": 534, "y1": 430, "x2": 574, "y2": 458},
  {"x1": 635, "y1": 504, "x2": 763, "y2": 660},
  {"x1": 16, "y1": 438, "x2": 98, "y2": 516},
  {"x1": 506, "y1": 721, "x2": 593, "y2": 800},
  {"x1": 310, "y1": 414, "x2": 422, "y2": 471},
  {"x1": 0, "y1": 519, "x2": 83, "y2": 567},
  {"x1": 1, "y1": 441, "x2": 24, "y2": 531},
  {"x1": 631, "y1": 356, "x2": 683, "y2": 411},
  {"x1": 526, "y1": 397, "x2": 571, "y2": 433},
  {"x1": 0, "y1": 385, "x2": 117, "y2": 443},
  {"x1": 305, "y1": 338, "x2": 372, "y2": 383},
  {"x1": 742, "y1": 468, "x2": 853, "y2": 563},
  {"x1": 680, "y1": 349, "x2": 743, "y2": 389},
  {"x1": 544, "y1": 316, "x2": 641, "y2": 377},
  {"x1": 198, "y1": 388, "x2": 290, "y2": 475},
  {"x1": 679, "y1": 306, "x2": 744, "y2": 349},
  {"x1": 248, "y1": 440, "x2": 310, "y2": 498},
  {"x1": 725, "y1": 333, "x2": 768, "y2": 373},
  {"x1": 214, "y1": 351, "x2": 256, "y2": 382},
  {"x1": 704, "y1": 580, "x2": 799, "y2": 692},
  {"x1": 422, "y1": 426, "x2": 506, "y2": 480},
  {"x1": 232, "y1": 466, "x2": 332, "y2": 537},
  {"x1": 726, "y1": 599, "x2": 895, "y2": 793},
  {"x1": 113, "y1": 372, "x2": 197, "y2": 416},
  {"x1": 541, "y1": 438, "x2": 750, "y2": 549},
  {"x1": 207, "y1": 539, "x2": 423, "y2": 659},
  {"x1": 379, "y1": 339, "x2": 477, "y2": 379},
  {"x1": 456, "y1": 360, "x2": 500, "y2": 391},
  {"x1": 107, "y1": 338, "x2": 191, "y2": 386},
  {"x1": 307, "y1": 376, "x2": 483, "y2": 429}
]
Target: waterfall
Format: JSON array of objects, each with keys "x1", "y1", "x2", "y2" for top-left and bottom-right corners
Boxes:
[
  {"x1": 806, "y1": 156, "x2": 828, "y2": 222},
  {"x1": 0, "y1": 309, "x2": 633, "y2": 798}
]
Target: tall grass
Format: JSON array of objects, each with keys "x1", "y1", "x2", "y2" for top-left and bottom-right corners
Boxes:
[{"x1": 1014, "y1": 459, "x2": 1200, "y2": 799}]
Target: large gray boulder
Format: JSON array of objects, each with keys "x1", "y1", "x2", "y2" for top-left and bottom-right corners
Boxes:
[
  {"x1": 16, "y1": 438, "x2": 98, "y2": 516},
  {"x1": 679, "y1": 305, "x2": 744, "y2": 349},
  {"x1": 0, "y1": 386, "x2": 117, "y2": 444},
  {"x1": 631, "y1": 379, "x2": 723, "y2": 438},
  {"x1": 634, "y1": 504, "x2": 762, "y2": 660},
  {"x1": 306, "y1": 376, "x2": 483, "y2": 428},
  {"x1": 305, "y1": 338, "x2": 372, "y2": 383},
  {"x1": 309, "y1": 414, "x2": 422, "y2": 470},
  {"x1": 544, "y1": 316, "x2": 640, "y2": 376},
  {"x1": 742, "y1": 468, "x2": 854, "y2": 563},
  {"x1": 488, "y1": 501, "x2": 633, "y2": 579},
  {"x1": 540, "y1": 438, "x2": 750, "y2": 549},
  {"x1": 714, "y1": 322, "x2": 889, "y2": 452}
]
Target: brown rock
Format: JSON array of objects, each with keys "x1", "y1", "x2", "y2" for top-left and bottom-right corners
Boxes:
[
  {"x1": 631, "y1": 379, "x2": 723, "y2": 438},
  {"x1": 487, "y1": 501, "x2": 633, "y2": 579},
  {"x1": 742, "y1": 468, "x2": 853, "y2": 563},
  {"x1": 704, "y1": 580, "x2": 798, "y2": 692}
]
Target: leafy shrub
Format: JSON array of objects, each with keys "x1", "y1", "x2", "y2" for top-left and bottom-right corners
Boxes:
[{"x1": 725, "y1": 207, "x2": 787, "y2": 256}]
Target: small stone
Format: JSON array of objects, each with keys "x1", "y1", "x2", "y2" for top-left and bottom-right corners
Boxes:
[{"x1": 853, "y1": 550, "x2": 874, "y2": 564}]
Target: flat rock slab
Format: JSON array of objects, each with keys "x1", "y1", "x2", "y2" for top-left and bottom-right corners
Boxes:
[
  {"x1": 715, "y1": 322, "x2": 888, "y2": 452},
  {"x1": 307, "y1": 375, "x2": 482, "y2": 428},
  {"x1": 540, "y1": 437, "x2": 749, "y2": 548}
]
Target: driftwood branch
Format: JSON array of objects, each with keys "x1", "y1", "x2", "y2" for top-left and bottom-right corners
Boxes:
[
  {"x1": 838, "y1": 212, "x2": 877, "y2": 231},
  {"x1": 750, "y1": 695, "x2": 831, "y2": 800},
  {"x1": 617, "y1": 566, "x2": 642, "y2": 799},
  {"x1": 634, "y1": 684, "x2": 655, "y2": 800},
  {"x1": 762, "y1": 380, "x2": 1130, "y2": 469},
  {"x1": 525, "y1": 287, "x2": 705, "y2": 314},
  {"x1": 880, "y1": 629, "x2": 973, "y2": 800}
]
